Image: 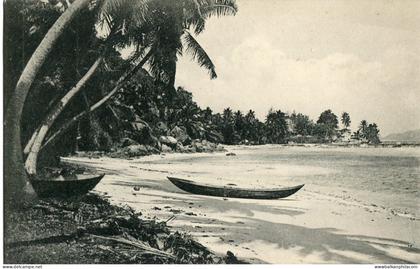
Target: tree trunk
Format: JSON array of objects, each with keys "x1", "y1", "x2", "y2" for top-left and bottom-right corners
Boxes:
[
  {"x1": 24, "y1": 57, "x2": 102, "y2": 175},
  {"x1": 42, "y1": 49, "x2": 154, "y2": 149},
  {"x1": 4, "y1": 0, "x2": 91, "y2": 209},
  {"x1": 23, "y1": 127, "x2": 40, "y2": 154}
]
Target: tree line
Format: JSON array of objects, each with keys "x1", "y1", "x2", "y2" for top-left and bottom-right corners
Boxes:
[{"x1": 174, "y1": 103, "x2": 381, "y2": 145}]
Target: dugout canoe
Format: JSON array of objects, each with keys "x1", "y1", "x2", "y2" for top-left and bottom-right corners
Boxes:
[
  {"x1": 167, "y1": 177, "x2": 304, "y2": 199},
  {"x1": 30, "y1": 174, "x2": 105, "y2": 198}
]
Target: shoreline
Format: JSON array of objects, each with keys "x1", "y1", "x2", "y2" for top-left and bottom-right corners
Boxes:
[
  {"x1": 60, "y1": 145, "x2": 420, "y2": 263},
  {"x1": 69, "y1": 141, "x2": 420, "y2": 162}
]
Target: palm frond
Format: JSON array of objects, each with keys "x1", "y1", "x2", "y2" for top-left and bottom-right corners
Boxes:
[
  {"x1": 183, "y1": 30, "x2": 217, "y2": 79},
  {"x1": 99, "y1": 0, "x2": 149, "y2": 35},
  {"x1": 185, "y1": 0, "x2": 237, "y2": 35},
  {"x1": 201, "y1": 0, "x2": 238, "y2": 18}
]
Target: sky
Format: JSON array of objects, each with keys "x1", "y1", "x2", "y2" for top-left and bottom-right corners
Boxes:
[{"x1": 175, "y1": 0, "x2": 420, "y2": 136}]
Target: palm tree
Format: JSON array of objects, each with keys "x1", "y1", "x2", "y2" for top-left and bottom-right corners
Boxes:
[
  {"x1": 21, "y1": 0, "x2": 151, "y2": 176},
  {"x1": 39, "y1": 0, "x2": 238, "y2": 150},
  {"x1": 359, "y1": 120, "x2": 368, "y2": 138},
  {"x1": 14, "y1": 0, "x2": 238, "y2": 192},
  {"x1": 244, "y1": 110, "x2": 257, "y2": 141},
  {"x1": 24, "y1": 57, "x2": 103, "y2": 174},
  {"x1": 221, "y1": 107, "x2": 235, "y2": 144},
  {"x1": 147, "y1": 0, "x2": 237, "y2": 86},
  {"x1": 202, "y1": 107, "x2": 213, "y2": 124},
  {"x1": 341, "y1": 112, "x2": 351, "y2": 129},
  {"x1": 4, "y1": 0, "x2": 91, "y2": 207},
  {"x1": 233, "y1": 110, "x2": 244, "y2": 139},
  {"x1": 265, "y1": 109, "x2": 289, "y2": 144}
]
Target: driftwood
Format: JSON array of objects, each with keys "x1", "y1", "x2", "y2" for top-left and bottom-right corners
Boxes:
[
  {"x1": 32, "y1": 204, "x2": 74, "y2": 215},
  {"x1": 89, "y1": 234, "x2": 176, "y2": 259},
  {"x1": 164, "y1": 215, "x2": 176, "y2": 223}
]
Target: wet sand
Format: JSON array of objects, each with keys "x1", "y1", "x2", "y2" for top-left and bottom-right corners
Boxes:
[{"x1": 62, "y1": 145, "x2": 420, "y2": 263}]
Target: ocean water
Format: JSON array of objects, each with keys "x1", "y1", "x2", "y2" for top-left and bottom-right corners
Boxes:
[{"x1": 146, "y1": 145, "x2": 420, "y2": 213}]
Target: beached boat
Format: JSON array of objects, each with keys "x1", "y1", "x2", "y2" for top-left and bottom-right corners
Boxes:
[
  {"x1": 30, "y1": 174, "x2": 105, "y2": 198},
  {"x1": 167, "y1": 177, "x2": 304, "y2": 199}
]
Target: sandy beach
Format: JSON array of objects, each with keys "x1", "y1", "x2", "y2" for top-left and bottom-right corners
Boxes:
[{"x1": 62, "y1": 145, "x2": 420, "y2": 263}]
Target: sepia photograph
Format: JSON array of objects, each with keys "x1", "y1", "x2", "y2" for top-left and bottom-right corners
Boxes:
[{"x1": 2, "y1": 0, "x2": 420, "y2": 266}]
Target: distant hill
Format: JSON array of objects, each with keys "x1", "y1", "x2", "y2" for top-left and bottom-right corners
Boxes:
[{"x1": 382, "y1": 129, "x2": 420, "y2": 142}]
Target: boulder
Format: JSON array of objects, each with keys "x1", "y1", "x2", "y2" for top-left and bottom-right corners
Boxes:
[
  {"x1": 130, "y1": 120, "x2": 160, "y2": 147},
  {"x1": 159, "y1": 136, "x2": 178, "y2": 146},
  {"x1": 124, "y1": 145, "x2": 149, "y2": 157},
  {"x1": 161, "y1": 144, "x2": 172, "y2": 153},
  {"x1": 187, "y1": 139, "x2": 224, "y2": 153},
  {"x1": 169, "y1": 126, "x2": 191, "y2": 145},
  {"x1": 190, "y1": 140, "x2": 201, "y2": 152},
  {"x1": 145, "y1": 145, "x2": 160, "y2": 154},
  {"x1": 185, "y1": 145, "x2": 197, "y2": 153},
  {"x1": 216, "y1": 144, "x2": 226, "y2": 152},
  {"x1": 175, "y1": 142, "x2": 185, "y2": 153}
]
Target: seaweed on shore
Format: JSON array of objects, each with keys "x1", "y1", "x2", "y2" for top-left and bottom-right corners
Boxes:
[{"x1": 4, "y1": 193, "x2": 241, "y2": 264}]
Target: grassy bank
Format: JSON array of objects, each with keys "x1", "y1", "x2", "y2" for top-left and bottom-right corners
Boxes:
[{"x1": 4, "y1": 193, "x2": 242, "y2": 264}]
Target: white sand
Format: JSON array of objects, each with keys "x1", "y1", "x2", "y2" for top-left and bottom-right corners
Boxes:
[{"x1": 62, "y1": 146, "x2": 420, "y2": 264}]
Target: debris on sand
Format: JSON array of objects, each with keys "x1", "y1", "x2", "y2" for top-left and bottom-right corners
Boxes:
[
  {"x1": 4, "y1": 194, "x2": 244, "y2": 264},
  {"x1": 225, "y1": 251, "x2": 247, "y2": 264}
]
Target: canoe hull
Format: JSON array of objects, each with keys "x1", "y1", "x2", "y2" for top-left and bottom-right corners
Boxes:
[
  {"x1": 30, "y1": 174, "x2": 105, "y2": 198},
  {"x1": 167, "y1": 177, "x2": 304, "y2": 199}
]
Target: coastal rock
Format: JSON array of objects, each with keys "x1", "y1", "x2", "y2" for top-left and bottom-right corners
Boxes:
[
  {"x1": 217, "y1": 144, "x2": 225, "y2": 151},
  {"x1": 159, "y1": 136, "x2": 178, "y2": 146},
  {"x1": 145, "y1": 145, "x2": 160, "y2": 154},
  {"x1": 183, "y1": 145, "x2": 196, "y2": 153},
  {"x1": 130, "y1": 120, "x2": 160, "y2": 147},
  {"x1": 191, "y1": 139, "x2": 218, "y2": 152},
  {"x1": 170, "y1": 126, "x2": 191, "y2": 145},
  {"x1": 175, "y1": 142, "x2": 187, "y2": 153},
  {"x1": 161, "y1": 144, "x2": 172, "y2": 153},
  {"x1": 124, "y1": 145, "x2": 149, "y2": 157},
  {"x1": 191, "y1": 140, "x2": 204, "y2": 152}
]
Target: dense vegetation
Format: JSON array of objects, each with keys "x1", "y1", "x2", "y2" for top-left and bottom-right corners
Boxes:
[
  {"x1": 4, "y1": 0, "x2": 238, "y2": 206},
  {"x1": 4, "y1": 0, "x2": 381, "y2": 206}
]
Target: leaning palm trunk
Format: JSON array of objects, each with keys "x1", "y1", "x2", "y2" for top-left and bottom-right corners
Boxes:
[
  {"x1": 4, "y1": 0, "x2": 91, "y2": 207},
  {"x1": 24, "y1": 57, "x2": 103, "y2": 175},
  {"x1": 23, "y1": 58, "x2": 102, "y2": 156},
  {"x1": 42, "y1": 49, "x2": 154, "y2": 149},
  {"x1": 24, "y1": 127, "x2": 40, "y2": 154}
]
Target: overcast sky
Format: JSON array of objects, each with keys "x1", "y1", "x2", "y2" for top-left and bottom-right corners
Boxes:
[{"x1": 175, "y1": 0, "x2": 420, "y2": 136}]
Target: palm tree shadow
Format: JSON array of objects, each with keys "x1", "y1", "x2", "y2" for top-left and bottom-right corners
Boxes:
[
  {"x1": 6, "y1": 233, "x2": 79, "y2": 248},
  {"x1": 145, "y1": 190, "x2": 420, "y2": 263},
  {"x1": 231, "y1": 218, "x2": 419, "y2": 263},
  {"x1": 90, "y1": 168, "x2": 420, "y2": 263}
]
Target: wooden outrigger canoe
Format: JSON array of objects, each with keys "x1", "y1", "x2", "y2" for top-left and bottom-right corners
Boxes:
[
  {"x1": 30, "y1": 174, "x2": 105, "y2": 198},
  {"x1": 167, "y1": 177, "x2": 304, "y2": 199}
]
